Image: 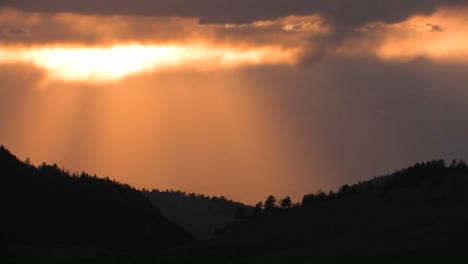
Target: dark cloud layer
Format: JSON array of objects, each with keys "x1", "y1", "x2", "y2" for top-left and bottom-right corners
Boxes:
[
  {"x1": 3, "y1": 0, "x2": 466, "y2": 26},
  {"x1": 3, "y1": 1, "x2": 467, "y2": 67},
  {"x1": 0, "y1": 10, "x2": 325, "y2": 46},
  {"x1": 3, "y1": 0, "x2": 466, "y2": 66}
]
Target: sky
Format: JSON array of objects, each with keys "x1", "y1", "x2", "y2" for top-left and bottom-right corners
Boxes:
[{"x1": 1, "y1": 1, "x2": 468, "y2": 204}]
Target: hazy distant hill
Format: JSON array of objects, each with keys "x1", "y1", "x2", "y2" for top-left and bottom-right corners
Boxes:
[
  {"x1": 164, "y1": 160, "x2": 468, "y2": 263},
  {"x1": 0, "y1": 145, "x2": 194, "y2": 263},
  {"x1": 142, "y1": 189, "x2": 252, "y2": 240}
]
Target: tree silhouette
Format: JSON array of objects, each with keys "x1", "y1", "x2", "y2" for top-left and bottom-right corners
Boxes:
[
  {"x1": 338, "y1": 184, "x2": 351, "y2": 198},
  {"x1": 264, "y1": 195, "x2": 277, "y2": 212},
  {"x1": 316, "y1": 190, "x2": 327, "y2": 202},
  {"x1": 280, "y1": 196, "x2": 292, "y2": 209},
  {"x1": 301, "y1": 194, "x2": 315, "y2": 207}
]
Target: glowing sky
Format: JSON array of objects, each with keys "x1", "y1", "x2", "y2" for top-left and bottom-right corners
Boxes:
[
  {"x1": 0, "y1": 44, "x2": 298, "y2": 82},
  {"x1": 1, "y1": 1, "x2": 468, "y2": 204}
]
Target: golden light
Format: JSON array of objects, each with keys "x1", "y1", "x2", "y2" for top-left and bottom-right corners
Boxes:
[
  {"x1": 0, "y1": 44, "x2": 299, "y2": 82},
  {"x1": 337, "y1": 7, "x2": 468, "y2": 63},
  {"x1": 376, "y1": 9, "x2": 468, "y2": 63}
]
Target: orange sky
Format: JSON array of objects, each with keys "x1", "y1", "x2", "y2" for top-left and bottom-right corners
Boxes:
[{"x1": 1, "y1": 4, "x2": 468, "y2": 204}]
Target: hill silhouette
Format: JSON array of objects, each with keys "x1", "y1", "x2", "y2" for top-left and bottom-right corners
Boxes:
[
  {"x1": 142, "y1": 189, "x2": 252, "y2": 240},
  {"x1": 0, "y1": 145, "x2": 194, "y2": 263},
  {"x1": 163, "y1": 159, "x2": 468, "y2": 263},
  {"x1": 3, "y1": 144, "x2": 468, "y2": 263}
]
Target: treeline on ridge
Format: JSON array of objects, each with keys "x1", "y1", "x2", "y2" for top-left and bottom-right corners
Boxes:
[
  {"x1": 0, "y1": 145, "x2": 194, "y2": 253},
  {"x1": 249, "y1": 159, "x2": 468, "y2": 215}
]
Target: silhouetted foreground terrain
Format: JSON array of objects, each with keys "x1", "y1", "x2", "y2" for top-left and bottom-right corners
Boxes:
[
  {"x1": 0, "y1": 145, "x2": 194, "y2": 263},
  {"x1": 142, "y1": 189, "x2": 252, "y2": 240},
  {"x1": 164, "y1": 160, "x2": 468, "y2": 263},
  {"x1": 2, "y1": 144, "x2": 468, "y2": 264}
]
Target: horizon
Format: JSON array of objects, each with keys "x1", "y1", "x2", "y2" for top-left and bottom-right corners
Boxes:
[{"x1": 2, "y1": 143, "x2": 465, "y2": 206}]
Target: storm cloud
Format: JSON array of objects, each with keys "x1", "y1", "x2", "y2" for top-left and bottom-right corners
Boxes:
[{"x1": 2, "y1": 0, "x2": 468, "y2": 66}]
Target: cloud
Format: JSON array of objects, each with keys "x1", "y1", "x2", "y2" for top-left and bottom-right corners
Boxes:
[
  {"x1": 1, "y1": 0, "x2": 465, "y2": 62},
  {"x1": 338, "y1": 7, "x2": 468, "y2": 63},
  {"x1": 426, "y1": 23, "x2": 443, "y2": 32},
  {"x1": 0, "y1": 9, "x2": 330, "y2": 46},
  {"x1": 2, "y1": 0, "x2": 466, "y2": 27},
  {"x1": 2, "y1": 3, "x2": 468, "y2": 83},
  {"x1": 0, "y1": 9, "x2": 332, "y2": 81},
  {"x1": 0, "y1": 9, "x2": 203, "y2": 45}
]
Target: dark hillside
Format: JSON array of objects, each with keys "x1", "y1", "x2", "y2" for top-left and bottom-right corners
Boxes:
[
  {"x1": 143, "y1": 189, "x2": 252, "y2": 240},
  {"x1": 0, "y1": 145, "x2": 194, "y2": 263},
  {"x1": 164, "y1": 160, "x2": 468, "y2": 263}
]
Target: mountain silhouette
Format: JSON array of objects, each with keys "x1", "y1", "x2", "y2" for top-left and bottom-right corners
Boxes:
[
  {"x1": 3, "y1": 144, "x2": 468, "y2": 263},
  {"x1": 163, "y1": 159, "x2": 468, "y2": 263},
  {"x1": 0, "y1": 145, "x2": 194, "y2": 263}
]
